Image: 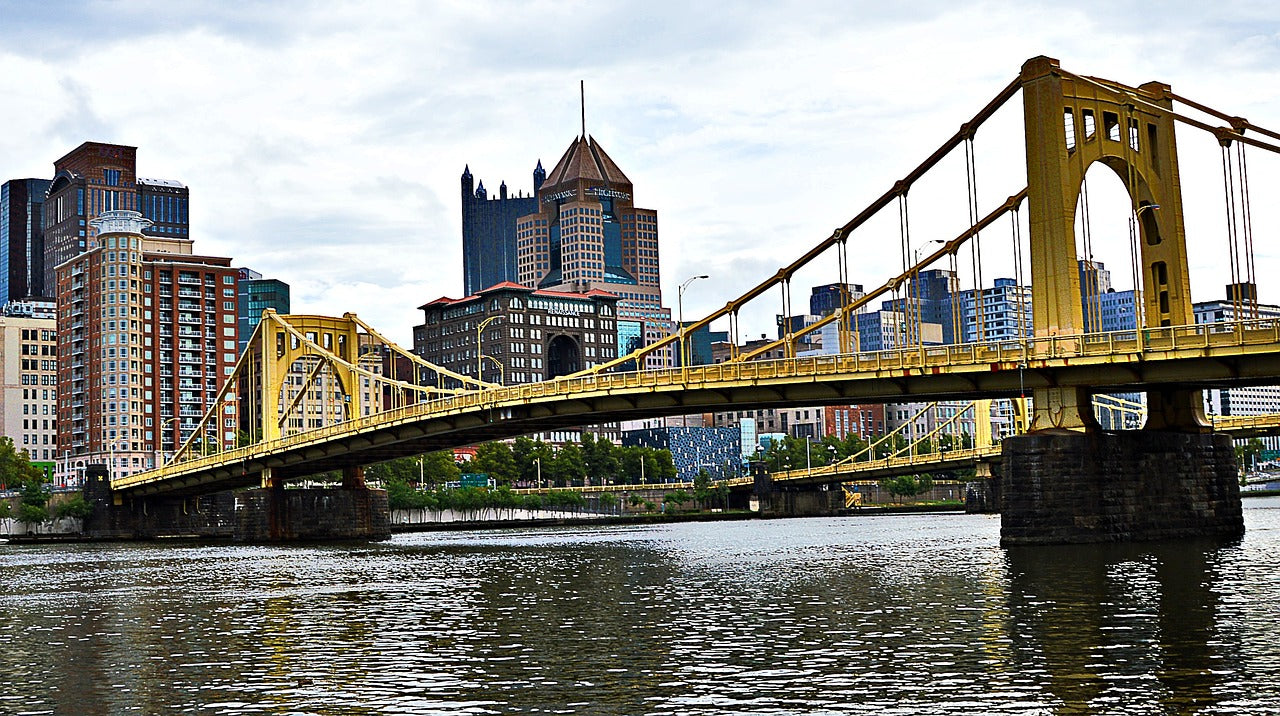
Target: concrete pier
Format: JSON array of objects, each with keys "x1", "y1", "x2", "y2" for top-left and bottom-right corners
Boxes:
[
  {"x1": 1000, "y1": 431, "x2": 1244, "y2": 545},
  {"x1": 82, "y1": 465, "x2": 391, "y2": 542}
]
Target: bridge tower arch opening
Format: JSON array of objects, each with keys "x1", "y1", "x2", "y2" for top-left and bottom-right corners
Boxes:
[
  {"x1": 1021, "y1": 54, "x2": 1202, "y2": 432},
  {"x1": 275, "y1": 356, "x2": 353, "y2": 437}
]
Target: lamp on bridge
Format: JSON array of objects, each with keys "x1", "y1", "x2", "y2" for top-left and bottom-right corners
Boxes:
[
  {"x1": 481, "y1": 354, "x2": 505, "y2": 385},
  {"x1": 677, "y1": 274, "x2": 710, "y2": 369},
  {"x1": 476, "y1": 315, "x2": 503, "y2": 385},
  {"x1": 827, "y1": 444, "x2": 837, "y2": 466},
  {"x1": 157, "y1": 416, "x2": 180, "y2": 468}
]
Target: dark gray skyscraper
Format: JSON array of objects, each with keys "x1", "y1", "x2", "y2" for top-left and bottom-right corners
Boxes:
[
  {"x1": 0, "y1": 178, "x2": 52, "y2": 303},
  {"x1": 460, "y1": 162, "x2": 543, "y2": 295}
]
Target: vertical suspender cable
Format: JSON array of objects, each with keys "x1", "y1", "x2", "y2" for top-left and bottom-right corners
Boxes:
[
  {"x1": 1221, "y1": 143, "x2": 1242, "y2": 319},
  {"x1": 965, "y1": 138, "x2": 986, "y2": 342},
  {"x1": 1078, "y1": 175, "x2": 1098, "y2": 329},
  {"x1": 1011, "y1": 208, "x2": 1026, "y2": 340},
  {"x1": 898, "y1": 193, "x2": 911, "y2": 347},
  {"x1": 949, "y1": 252, "x2": 962, "y2": 343},
  {"x1": 1238, "y1": 142, "x2": 1258, "y2": 319},
  {"x1": 837, "y1": 235, "x2": 850, "y2": 353}
]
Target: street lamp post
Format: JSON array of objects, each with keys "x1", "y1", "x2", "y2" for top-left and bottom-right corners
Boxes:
[
  {"x1": 476, "y1": 315, "x2": 503, "y2": 385},
  {"x1": 677, "y1": 275, "x2": 710, "y2": 371},
  {"x1": 535, "y1": 457, "x2": 542, "y2": 490},
  {"x1": 158, "y1": 416, "x2": 180, "y2": 467},
  {"x1": 417, "y1": 455, "x2": 425, "y2": 490},
  {"x1": 481, "y1": 354, "x2": 505, "y2": 385}
]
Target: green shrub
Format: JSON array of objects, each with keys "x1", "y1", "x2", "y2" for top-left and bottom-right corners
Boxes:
[
  {"x1": 55, "y1": 496, "x2": 93, "y2": 520},
  {"x1": 16, "y1": 503, "x2": 47, "y2": 525}
]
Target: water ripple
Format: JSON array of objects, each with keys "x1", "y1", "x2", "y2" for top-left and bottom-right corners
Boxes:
[{"x1": 2, "y1": 508, "x2": 1280, "y2": 713}]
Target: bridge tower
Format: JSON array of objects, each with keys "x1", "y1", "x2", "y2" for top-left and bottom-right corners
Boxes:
[
  {"x1": 1022, "y1": 55, "x2": 1201, "y2": 431},
  {"x1": 1003, "y1": 56, "x2": 1242, "y2": 544}
]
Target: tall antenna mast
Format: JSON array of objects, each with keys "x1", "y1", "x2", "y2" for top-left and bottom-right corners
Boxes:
[{"x1": 580, "y1": 80, "x2": 586, "y2": 138}]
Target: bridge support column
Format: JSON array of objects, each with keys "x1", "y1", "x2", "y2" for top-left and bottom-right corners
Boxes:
[
  {"x1": 1000, "y1": 430, "x2": 1242, "y2": 544},
  {"x1": 1029, "y1": 386, "x2": 1099, "y2": 432},
  {"x1": 965, "y1": 459, "x2": 1000, "y2": 514},
  {"x1": 342, "y1": 466, "x2": 366, "y2": 489},
  {"x1": 235, "y1": 473, "x2": 390, "y2": 542}
]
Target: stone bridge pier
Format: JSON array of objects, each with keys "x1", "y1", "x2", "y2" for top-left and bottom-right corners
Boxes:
[
  {"x1": 1001, "y1": 390, "x2": 1243, "y2": 544},
  {"x1": 83, "y1": 464, "x2": 390, "y2": 542}
]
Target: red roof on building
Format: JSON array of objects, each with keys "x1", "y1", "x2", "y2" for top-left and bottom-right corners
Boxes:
[
  {"x1": 477, "y1": 281, "x2": 533, "y2": 294},
  {"x1": 418, "y1": 296, "x2": 460, "y2": 309}
]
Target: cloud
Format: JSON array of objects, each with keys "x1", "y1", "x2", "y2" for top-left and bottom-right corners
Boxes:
[{"x1": 3, "y1": 1, "x2": 1280, "y2": 337}]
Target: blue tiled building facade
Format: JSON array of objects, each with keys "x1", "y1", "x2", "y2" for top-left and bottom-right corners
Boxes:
[{"x1": 623, "y1": 426, "x2": 742, "y2": 481}]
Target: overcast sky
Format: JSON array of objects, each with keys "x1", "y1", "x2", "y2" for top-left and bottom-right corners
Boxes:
[{"x1": 2, "y1": 1, "x2": 1279, "y2": 342}]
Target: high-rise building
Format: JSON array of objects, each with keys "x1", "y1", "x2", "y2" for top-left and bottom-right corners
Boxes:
[
  {"x1": 0, "y1": 300, "x2": 58, "y2": 479},
  {"x1": 621, "y1": 425, "x2": 741, "y2": 481},
  {"x1": 413, "y1": 281, "x2": 620, "y2": 444},
  {"x1": 236, "y1": 267, "x2": 291, "y2": 352},
  {"x1": 1195, "y1": 285, "x2": 1280, "y2": 436},
  {"x1": 461, "y1": 164, "x2": 543, "y2": 296},
  {"x1": 1, "y1": 178, "x2": 52, "y2": 303},
  {"x1": 515, "y1": 135, "x2": 672, "y2": 367},
  {"x1": 957, "y1": 278, "x2": 1033, "y2": 342},
  {"x1": 1080, "y1": 260, "x2": 1138, "y2": 333},
  {"x1": 54, "y1": 210, "x2": 236, "y2": 484},
  {"x1": 43, "y1": 142, "x2": 189, "y2": 297},
  {"x1": 809, "y1": 282, "x2": 866, "y2": 317}
]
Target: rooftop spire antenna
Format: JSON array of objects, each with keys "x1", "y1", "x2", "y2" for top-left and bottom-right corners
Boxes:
[{"x1": 580, "y1": 80, "x2": 586, "y2": 139}]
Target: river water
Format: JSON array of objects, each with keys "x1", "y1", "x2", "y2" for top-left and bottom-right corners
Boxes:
[{"x1": 3, "y1": 501, "x2": 1280, "y2": 715}]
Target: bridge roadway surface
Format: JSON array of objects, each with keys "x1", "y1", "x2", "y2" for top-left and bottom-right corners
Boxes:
[{"x1": 115, "y1": 320, "x2": 1280, "y2": 497}]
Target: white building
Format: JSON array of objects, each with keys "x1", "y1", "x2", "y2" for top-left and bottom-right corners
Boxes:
[{"x1": 1, "y1": 300, "x2": 58, "y2": 479}]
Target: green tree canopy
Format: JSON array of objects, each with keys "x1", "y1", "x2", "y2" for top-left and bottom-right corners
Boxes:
[
  {"x1": 0, "y1": 437, "x2": 43, "y2": 488},
  {"x1": 582, "y1": 433, "x2": 619, "y2": 484},
  {"x1": 551, "y1": 443, "x2": 586, "y2": 486},
  {"x1": 471, "y1": 442, "x2": 517, "y2": 485}
]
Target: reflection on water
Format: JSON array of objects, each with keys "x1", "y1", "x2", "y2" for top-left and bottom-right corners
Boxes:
[{"x1": 1, "y1": 502, "x2": 1280, "y2": 714}]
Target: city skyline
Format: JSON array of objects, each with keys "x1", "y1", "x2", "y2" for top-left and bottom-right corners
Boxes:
[{"x1": 2, "y1": 3, "x2": 1279, "y2": 342}]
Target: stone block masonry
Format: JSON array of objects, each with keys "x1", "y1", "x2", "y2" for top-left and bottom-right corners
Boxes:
[
  {"x1": 235, "y1": 487, "x2": 390, "y2": 542},
  {"x1": 82, "y1": 465, "x2": 391, "y2": 541},
  {"x1": 1001, "y1": 431, "x2": 1244, "y2": 545}
]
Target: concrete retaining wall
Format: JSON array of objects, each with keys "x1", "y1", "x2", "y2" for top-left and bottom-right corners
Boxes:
[{"x1": 393, "y1": 508, "x2": 609, "y2": 525}]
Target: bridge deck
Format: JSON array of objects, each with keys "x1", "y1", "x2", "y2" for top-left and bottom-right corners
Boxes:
[{"x1": 114, "y1": 320, "x2": 1280, "y2": 497}]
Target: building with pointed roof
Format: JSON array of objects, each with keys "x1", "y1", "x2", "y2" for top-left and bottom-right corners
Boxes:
[
  {"x1": 460, "y1": 161, "x2": 544, "y2": 295},
  {"x1": 515, "y1": 135, "x2": 671, "y2": 368}
]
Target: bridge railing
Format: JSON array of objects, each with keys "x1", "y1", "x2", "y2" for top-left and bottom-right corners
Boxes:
[
  {"x1": 771, "y1": 445, "x2": 1002, "y2": 482},
  {"x1": 117, "y1": 319, "x2": 1280, "y2": 490}
]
